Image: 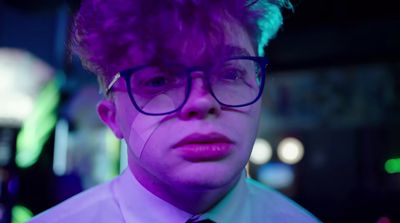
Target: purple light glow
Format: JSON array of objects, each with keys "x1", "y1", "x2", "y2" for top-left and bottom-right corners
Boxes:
[{"x1": 7, "y1": 176, "x2": 19, "y2": 196}]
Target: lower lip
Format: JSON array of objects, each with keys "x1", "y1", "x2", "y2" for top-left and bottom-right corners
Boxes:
[{"x1": 176, "y1": 143, "x2": 233, "y2": 161}]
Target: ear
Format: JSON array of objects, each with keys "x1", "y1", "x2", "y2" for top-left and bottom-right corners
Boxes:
[{"x1": 97, "y1": 99, "x2": 124, "y2": 139}]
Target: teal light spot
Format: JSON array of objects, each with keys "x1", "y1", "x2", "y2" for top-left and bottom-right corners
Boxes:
[{"x1": 252, "y1": 0, "x2": 293, "y2": 56}]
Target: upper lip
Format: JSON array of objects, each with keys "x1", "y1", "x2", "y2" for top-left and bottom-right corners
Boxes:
[{"x1": 173, "y1": 132, "x2": 234, "y2": 148}]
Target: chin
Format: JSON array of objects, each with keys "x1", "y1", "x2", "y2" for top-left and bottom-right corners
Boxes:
[{"x1": 169, "y1": 163, "x2": 243, "y2": 190}]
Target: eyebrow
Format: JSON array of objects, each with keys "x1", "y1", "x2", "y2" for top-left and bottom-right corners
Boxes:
[
  {"x1": 150, "y1": 44, "x2": 252, "y2": 67},
  {"x1": 223, "y1": 45, "x2": 251, "y2": 57}
]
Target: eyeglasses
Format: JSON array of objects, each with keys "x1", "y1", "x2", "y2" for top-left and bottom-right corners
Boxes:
[{"x1": 106, "y1": 56, "x2": 268, "y2": 116}]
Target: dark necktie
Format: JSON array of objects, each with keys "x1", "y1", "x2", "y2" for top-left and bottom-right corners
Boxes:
[
  {"x1": 192, "y1": 220, "x2": 215, "y2": 223},
  {"x1": 185, "y1": 216, "x2": 216, "y2": 223},
  {"x1": 186, "y1": 219, "x2": 215, "y2": 223}
]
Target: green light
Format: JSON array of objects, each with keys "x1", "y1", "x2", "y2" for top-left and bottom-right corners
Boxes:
[
  {"x1": 16, "y1": 79, "x2": 60, "y2": 168},
  {"x1": 385, "y1": 158, "x2": 400, "y2": 174},
  {"x1": 106, "y1": 129, "x2": 121, "y2": 179},
  {"x1": 12, "y1": 205, "x2": 33, "y2": 223}
]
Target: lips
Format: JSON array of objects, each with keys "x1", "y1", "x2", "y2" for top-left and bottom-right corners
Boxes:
[{"x1": 173, "y1": 133, "x2": 234, "y2": 161}]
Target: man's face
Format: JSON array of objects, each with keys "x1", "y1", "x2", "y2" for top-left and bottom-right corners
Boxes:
[{"x1": 99, "y1": 18, "x2": 262, "y2": 191}]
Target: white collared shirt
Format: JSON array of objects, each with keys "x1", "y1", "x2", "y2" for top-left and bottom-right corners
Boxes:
[{"x1": 30, "y1": 169, "x2": 320, "y2": 223}]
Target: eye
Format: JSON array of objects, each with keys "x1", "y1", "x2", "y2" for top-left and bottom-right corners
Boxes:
[
  {"x1": 143, "y1": 75, "x2": 167, "y2": 87},
  {"x1": 220, "y1": 68, "x2": 245, "y2": 81}
]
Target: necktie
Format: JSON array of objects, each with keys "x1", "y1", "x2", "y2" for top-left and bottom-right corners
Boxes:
[
  {"x1": 185, "y1": 215, "x2": 216, "y2": 223},
  {"x1": 186, "y1": 219, "x2": 215, "y2": 223},
  {"x1": 192, "y1": 219, "x2": 215, "y2": 223}
]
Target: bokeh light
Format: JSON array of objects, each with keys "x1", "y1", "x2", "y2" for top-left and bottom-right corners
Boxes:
[
  {"x1": 250, "y1": 138, "x2": 273, "y2": 165},
  {"x1": 0, "y1": 48, "x2": 53, "y2": 126},
  {"x1": 277, "y1": 137, "x2": 304, "y2": 165},
  {"x1": 16, "y1": 80, "x2": 60, "y2": 168},
  {"x1": 257, "y1": 163, "x2": 294, "y2": 189},
  {"x1": 385, "y1": 158, "x2": 400, "y2": 174},
  {"x1": 12, "y1": 205, "x2": 33, "y2": 223},
  {"x1": 376, "y1": 216, "x2": 391, "y2": 223}
]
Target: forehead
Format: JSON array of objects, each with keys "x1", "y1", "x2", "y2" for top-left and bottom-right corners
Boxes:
[
  {"x1": 121, "y1": 16, "x2": 255, "y2": 68},
  {"x1": 175, "y1": 20, "x2": 255, "y2": 64}
]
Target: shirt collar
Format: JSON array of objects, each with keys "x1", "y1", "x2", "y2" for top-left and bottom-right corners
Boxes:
[
  {"x1": 204, "y1": 171, "x2": 248, "y2": 222},
  {"x1": 113, "y1": 169, "x2": 193, "y2": 223},
  {"x1": 113, "y1": 168, "x2": 248, "y2": 223}
]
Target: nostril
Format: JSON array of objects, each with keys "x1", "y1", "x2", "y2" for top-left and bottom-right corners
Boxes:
[
  {"x1": 187, "y1": 111, "x2": 198, "y2": 119},
  {"x1": 183, "y1": 105, "x2": 218, "y2": 120},
  {"x1": 209, "y1": 107, "x2": 217, "y2": 115}
]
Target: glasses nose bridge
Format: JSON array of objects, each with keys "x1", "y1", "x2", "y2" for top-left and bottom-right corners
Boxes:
[
  {"x1": 186, "y1": 66, "x2": 212, "y2": 91},
  {"x1": 187, "y1": 66, "x2": 207, "y2": 78}
]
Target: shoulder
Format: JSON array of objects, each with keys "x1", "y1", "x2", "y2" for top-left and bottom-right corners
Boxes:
[
  {"x1": 244, "y1": 178, "x2": 321, "y2": 223},
  {"x1": 29, "y1": 179, "x2": 124, "y2": 223}
]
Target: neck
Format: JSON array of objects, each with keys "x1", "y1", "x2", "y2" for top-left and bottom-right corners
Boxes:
[{"x1": 129, "y1": 162, "x2": 240, "y2": 214}]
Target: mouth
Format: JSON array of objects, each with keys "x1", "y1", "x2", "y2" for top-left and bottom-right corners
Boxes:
[{"x1": 173, "y1": 132, "x2": 234, "y2": 161}]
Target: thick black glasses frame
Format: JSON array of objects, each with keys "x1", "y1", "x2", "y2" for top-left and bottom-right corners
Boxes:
[{"x1": 107, "y1": 56, "x2": 268, "y2": 116}]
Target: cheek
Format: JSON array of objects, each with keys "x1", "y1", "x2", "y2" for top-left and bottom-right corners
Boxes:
[
  {"x1": 128, "y1": 113, "x2": 165, "y2": 157},
  {"x1": 251, "y1": 101, "x2": 262, "y2": 125},
  {"x1": 115, "y1": 97, "x2": 137, "y2": 136},
  {"x1": 114, "y1": 97, "x2": 166, "y2": 158},
  {"x1": 247, "y1": 102, "x2": 262, "y2": 141},
  {"x1": 231, "y1": 101, "x2": 262, "y2": 129},
  {"x1": 229, "y1": 102, "x2": 261, "y2": 151}
]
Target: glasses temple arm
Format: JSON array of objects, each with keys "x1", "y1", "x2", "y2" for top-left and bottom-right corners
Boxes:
[{"x1": 105, "y1": 72, "x2": 121, "y2": 95}]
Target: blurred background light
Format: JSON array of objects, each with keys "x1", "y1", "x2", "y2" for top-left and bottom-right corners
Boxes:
[
  {"x1": 16, "y1": 80, "x2": 60, "y2": 168},
  {"x1": 0, "y1": 48, "x2": 53, "y2": 126},
  {"x1": 12, "y1": 205, "x2": 33, "y2": 223},
  {"x1": 250, "y1": 138, "x2": 273, "y2": 165},
  {"x1": 384, "y1": 158, "x2": 400, "y2": 174},
  {"x1": 277, "y1": 137, "x2": 304, "y2": 165},
  {"x1": 376, "y1": 216, "x2": 391, "y2": 223},
  {"x1": 0, "y1": 48, "x2": 59, "y2": 169},
  {"x1": 119, "y1": 140, "x2": 128, "y2": 173},
  {"x1": 65, "y1": 85, "x2": 121, "y2": 187},
  {"x1": 257, "y1": 163, "x2": 294, "y2": 189},
  {"x1": 53, "y1": 119, "x2": 69, "y2": 176}
]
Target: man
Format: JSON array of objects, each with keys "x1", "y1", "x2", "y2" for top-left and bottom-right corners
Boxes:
[{"x1": 31, "y1": 0, "x2": 320, "y2": 222}]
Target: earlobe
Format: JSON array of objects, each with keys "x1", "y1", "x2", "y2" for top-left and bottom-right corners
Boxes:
[{"x1": 97, "y1": 99, "x2": 124, "y2": 139}]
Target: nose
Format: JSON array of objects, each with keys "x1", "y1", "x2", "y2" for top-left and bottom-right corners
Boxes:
[{"x1": 178, "y1": 72, "x2": 221, "y2": 120}]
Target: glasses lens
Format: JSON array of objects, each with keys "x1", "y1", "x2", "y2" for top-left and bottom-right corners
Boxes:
[
  {"x1": 210, "y1": 58, "x2": 262, "y2": 106},
  {"x1": 128, "y1": 66, "x2": 187, "y2": 114}
]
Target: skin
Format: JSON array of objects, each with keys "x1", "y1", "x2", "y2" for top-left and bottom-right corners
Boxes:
[{"x1": 97, "y1": 17, "x2": 262, "y2": 214}]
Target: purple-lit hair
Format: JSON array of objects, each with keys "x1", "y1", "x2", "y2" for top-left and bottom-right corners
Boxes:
[{"x1": 70, "y1": 0, "x2": 291, "y2": 92}]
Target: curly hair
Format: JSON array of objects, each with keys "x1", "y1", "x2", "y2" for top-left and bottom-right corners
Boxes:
[{"x1": 70, "y1": 0, "x2": 291, "y2": 92}]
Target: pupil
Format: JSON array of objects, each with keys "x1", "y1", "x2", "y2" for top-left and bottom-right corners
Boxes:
[{"x1": 150, "y1": 77, "x2": 166, "y2": 86}]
